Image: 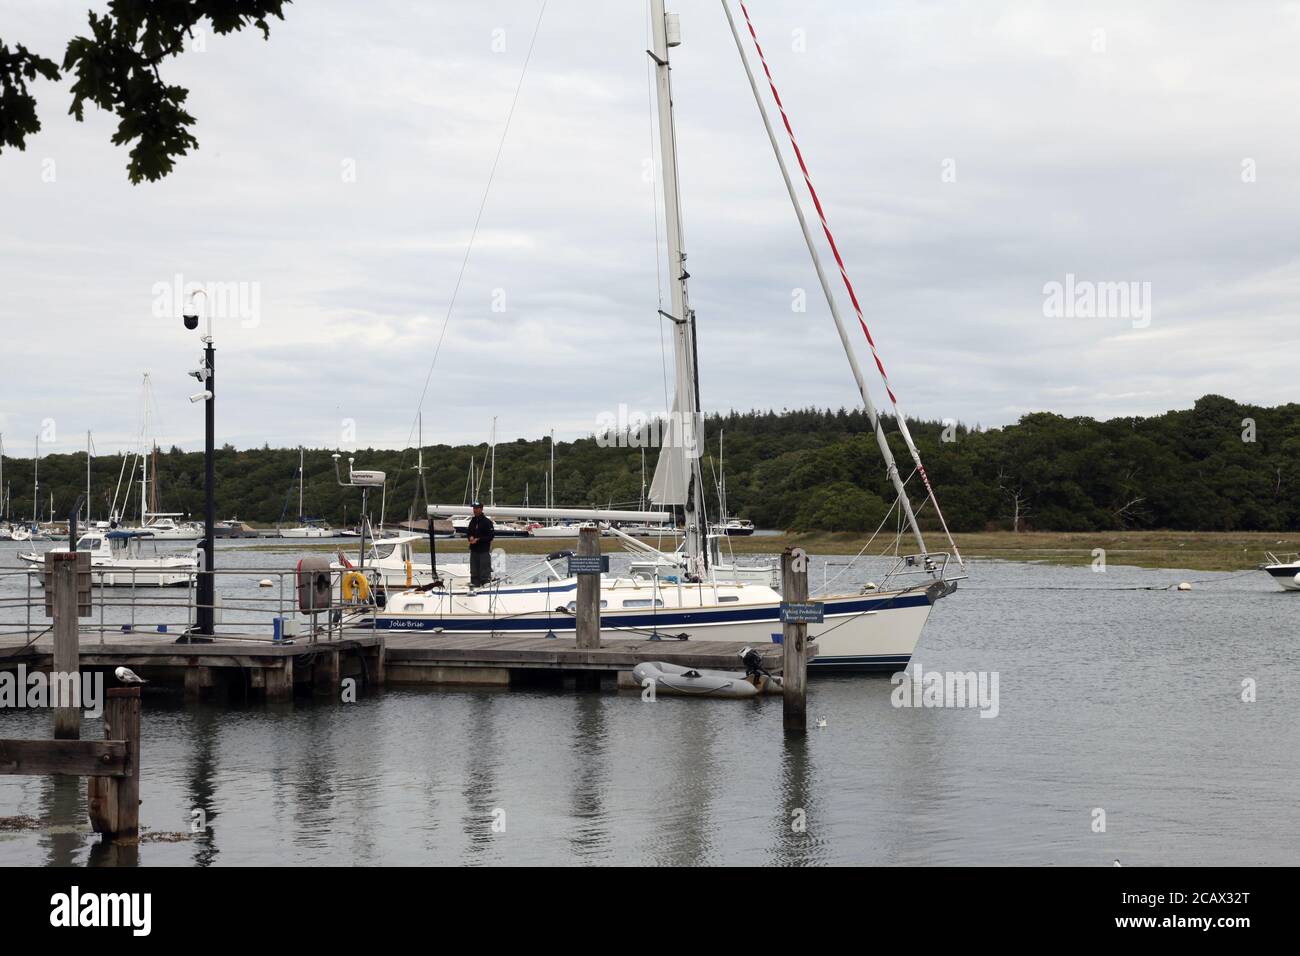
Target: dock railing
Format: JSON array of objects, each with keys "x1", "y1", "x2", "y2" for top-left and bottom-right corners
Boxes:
[{"x1": 0, "y1": 565, "x2": 379, "y2": 646}]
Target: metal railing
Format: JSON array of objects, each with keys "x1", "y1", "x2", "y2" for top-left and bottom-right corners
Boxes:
[{"x1": 0, "y1": 564, "x2": 381, "y2": 646}]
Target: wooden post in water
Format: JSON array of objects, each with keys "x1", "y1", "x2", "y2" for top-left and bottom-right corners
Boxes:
[
  {"x1": 781, "y1": 548, "x2": 809, "y2": 732},
  {"x1": 51, "y1": 554, "x2": 81, "y2": 740},
  {"x1": 575, "y1": 526, "x2": 601, "y2": 651},
  {"x1": 87, "y1": 686, "x2": 142, "y2": 840}
]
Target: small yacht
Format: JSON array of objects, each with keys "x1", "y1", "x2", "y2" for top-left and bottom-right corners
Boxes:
[
  {"x1": 18, "y1": 530, "x2": 198, "y2": 587},
  {"x1": 1259, "y1": 552, "x2": 1300, "y2": 591},
  {"x1": 712, "y1": 517, "x2": 755, "y2": 536}
]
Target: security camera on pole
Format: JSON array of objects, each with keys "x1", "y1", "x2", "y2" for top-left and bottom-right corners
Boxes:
[{"x1": 182, "y1": 291, "x2": 215, "y2": 642}]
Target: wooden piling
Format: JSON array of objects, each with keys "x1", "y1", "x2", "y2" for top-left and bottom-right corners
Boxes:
[
  {"x1": 575, "y1": 527, "x2": 601, "y2": 651},
  {"x1": 781, "y1": 549, "x2": 809, "y2": 732},
  {"x1": 50, "y1": 555, "x2": 81, "y2": 740},
  {"x1": 86, "y1": 686, "x2": 141, "y2": 841}
]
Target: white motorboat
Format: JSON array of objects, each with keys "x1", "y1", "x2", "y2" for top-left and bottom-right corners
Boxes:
[
  {"x1": 371, "y1": 1, "x2": 964, "y2": 670},
  {"x1": 18, "y1": 530, "x2": 198, "y2": 587},
  {"x1": 141, "y1": 514, "x2": 202, "y2": 540},
  {"x1": 1259, "y1": 552, "x2": 1300, "y2": 591},
  {"x1": 530, "y1": 521, "x2": 595, "y2": 539},
  {"x1": 712, "y1": 518, "x2": 755, "y2": 536}
]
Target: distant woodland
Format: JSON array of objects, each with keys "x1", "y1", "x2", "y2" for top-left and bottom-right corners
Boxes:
[{"x1": 3, "y1": 395, "x2": 1296, "y2": 533}]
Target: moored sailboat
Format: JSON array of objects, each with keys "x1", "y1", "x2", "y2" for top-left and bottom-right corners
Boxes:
[{"x1": 370, "y1": 0, "x2": 962, "y2": 669}]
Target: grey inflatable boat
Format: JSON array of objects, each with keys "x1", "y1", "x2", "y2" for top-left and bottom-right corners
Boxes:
[{"x1": 631, "y1": 660, "x2": 783, "y2": 698}]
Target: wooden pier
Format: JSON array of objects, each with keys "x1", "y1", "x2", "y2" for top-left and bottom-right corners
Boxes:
[{"x1": 0, "y1": 630, "x2": 796, "y2": 695}]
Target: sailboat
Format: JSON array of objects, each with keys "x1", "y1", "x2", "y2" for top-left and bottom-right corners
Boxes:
[
  {"x1": 371, "y1": 0, "x2": 960, "y2": 669},
  {"x1": 279, "y1": 447, "x2": 332, "y2": 538},
  {"x1": 709, "y1": 431, "x2": 754, "y2": 536}
]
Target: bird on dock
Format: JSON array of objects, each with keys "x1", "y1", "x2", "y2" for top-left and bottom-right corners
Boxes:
[
  {"x1": 114, "y1": 666, "x2": 148, "y2": 685},
  {"x1": 815, "y1": 716, "x2": 827, "y2": 728},
  {"x1": 1113, "y1": 859, "x2": 1122, "y2": 867}
]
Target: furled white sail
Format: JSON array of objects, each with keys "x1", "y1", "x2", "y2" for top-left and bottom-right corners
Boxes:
[{"x1": 647, "y1": 394, "x2": 689, "y2": 506}]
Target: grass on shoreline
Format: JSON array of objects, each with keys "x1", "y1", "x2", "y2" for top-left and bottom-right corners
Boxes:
[{"x1": 245, "y1": 530, "x2": 1299, "y2": 573}]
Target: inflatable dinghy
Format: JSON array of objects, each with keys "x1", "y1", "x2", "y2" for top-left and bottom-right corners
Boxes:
[{"x1": 631, "y1": 660, "x2": 783, "y2": 698}]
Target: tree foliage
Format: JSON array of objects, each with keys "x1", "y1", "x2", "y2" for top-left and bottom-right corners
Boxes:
[
  {"x1": 0, "y1": 1, "x2": 288, "y2": 183},
  {"x1": 4, "y1": 395, "x2": 1297, "y2": 533}
]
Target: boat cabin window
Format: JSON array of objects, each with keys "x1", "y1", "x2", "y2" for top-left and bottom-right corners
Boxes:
[
  {"x1": 564, "y1": 600, "x2": 608, "y2": 611},
  {"x1": 75, "y1": 537, "x2": 98, "y2": 550},
  {"x1": 372, "y1": 544, "x2": 397, "y2": 560},
  {"x1": 717, "y1": 595, "x2": 739, "y2": 603},
  {"x1": 621, "y1": 598, "x2": 665, "y2": 608}
]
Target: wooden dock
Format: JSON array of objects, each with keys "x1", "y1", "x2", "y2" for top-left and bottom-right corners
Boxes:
[{"x1": 0, "y1": 630, "x2": 799, "y2": 697}]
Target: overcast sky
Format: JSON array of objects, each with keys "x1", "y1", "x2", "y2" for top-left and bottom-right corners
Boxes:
[{"x1": 3, "y1": 0, "x2": 1298, "y2": 457}]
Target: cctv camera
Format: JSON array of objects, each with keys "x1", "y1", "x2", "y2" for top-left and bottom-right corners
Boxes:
[
  {"x1": 189, "y1": 390, "x2": 213, "y2": 403},
  {"x1": 183, "y1": 313, "x2": 199, "y2": 330}
]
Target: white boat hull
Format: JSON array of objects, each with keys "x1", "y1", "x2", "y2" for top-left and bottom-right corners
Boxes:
[
  {"x1": 1262, "y1": 564, "x2": 1300, "y2": 591},
  {"x1": 281, "y1": 527, "x2": 331, "y2": 538},
  {"x1": 20, "y1": 555, "x2": 194, "y2": 587},
  {"x1": 373, "y1": 578, "x2": 947, "y2": 670}
]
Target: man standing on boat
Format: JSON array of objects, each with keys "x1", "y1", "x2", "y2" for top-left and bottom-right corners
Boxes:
[{"x1": 467, "y1": 500, "x2": 494, "y2": 588}]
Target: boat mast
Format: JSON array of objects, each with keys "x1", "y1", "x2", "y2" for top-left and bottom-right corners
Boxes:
[
  {"x1": 85, "y1": 430, "x2": 92, "y2": 523},
  {"x1": 720, "y1": 0, "x2": 925, "y2": 552},
  {"x1": 649, "y1": 0, "x2": 708, "y2": 572},
  {"x1": 32, "y1": 433, "x2": 39, "y2": 524},
  {"x1": 489, "y1": 416, "x2": 497, "y2": 508}
]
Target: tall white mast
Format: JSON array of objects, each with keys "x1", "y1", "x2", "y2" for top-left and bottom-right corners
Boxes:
[
  {"x1": 298, "y1": 447, "x2": 305, "y2": 520},
  {"x1": 85, "y1": 430, "x2": 92, "y2": 523},
  {"x1": 32, "y1": 433, "x2": 39, "y2": 524},
  {"x1": 649, "y1": 0, "x2": 708, "y2": 571},
  {"x1": 489, "y1": 416, "x2": 497, "y2": 508}
]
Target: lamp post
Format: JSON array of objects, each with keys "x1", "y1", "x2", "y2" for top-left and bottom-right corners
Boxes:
[{"x1": 183, "y1": 292, "x2": 215, "y2": 641}]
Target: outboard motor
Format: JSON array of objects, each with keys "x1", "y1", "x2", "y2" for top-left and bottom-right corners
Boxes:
[
  {"x1": 297, "y1": 556, "x2": 333, "y2": 613},
  {"x1": 739, "y1": 645, "x2": 771, "y2": 681}
]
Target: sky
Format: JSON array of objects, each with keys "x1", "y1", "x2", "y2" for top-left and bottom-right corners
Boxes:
[{"x1": 2, "y1": 0, "x2": 1299, "y2": 458}]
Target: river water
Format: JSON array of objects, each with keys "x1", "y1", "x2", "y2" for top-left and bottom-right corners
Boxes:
[{"x1": 0, "y1": 538, "x2": 1294, "y2": 865}]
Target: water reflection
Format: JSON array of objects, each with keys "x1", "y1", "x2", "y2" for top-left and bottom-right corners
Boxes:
[
  {"x1": 567, "y1": 690, "x2": 610, "y2": 859},
  {"x1": 184, "y1": 704, "x2": 220, "y2": 866},
  {"x1": 38, "y1": 776, "x2": 83, "y2": 867},
  {"x1": 460, "y1": 695, "x2": 501, "y2": 861}
]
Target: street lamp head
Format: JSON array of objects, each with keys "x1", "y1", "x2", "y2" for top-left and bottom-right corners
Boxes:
[{"x1": 183, "y1": 313, "x2": 200, "y2": 331}]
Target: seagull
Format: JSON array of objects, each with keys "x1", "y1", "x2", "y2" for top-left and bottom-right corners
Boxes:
[
  {"x1": 1113, "y1": 859, "x2": 1122, "y2": 867},
  {"x1": 815, "y1": 716, "x2": 827, "y2": 728},
  {"x1": 114, "y1": 666, "x2": 148, "y2": 685}
]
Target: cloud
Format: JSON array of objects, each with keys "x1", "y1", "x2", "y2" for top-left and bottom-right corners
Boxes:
[{"x1": 2, "y1": 0, "x2": 1296, "y2": 458}]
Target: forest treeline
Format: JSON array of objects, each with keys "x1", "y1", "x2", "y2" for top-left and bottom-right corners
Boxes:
[{"x1": 2, "y1": 395, "x2": 1295, "y2": 532}]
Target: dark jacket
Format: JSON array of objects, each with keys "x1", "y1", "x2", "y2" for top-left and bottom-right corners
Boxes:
[{"x1": 466, "y1": 513, "x2": 495, "y2": 552}]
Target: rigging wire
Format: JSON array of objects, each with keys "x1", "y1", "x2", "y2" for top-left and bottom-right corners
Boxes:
[
  {"x1": 732, "y1": 0, "x2": 962, "y2": 567},
  {"x1": 644, "y1": 2, "x2": 671, "y2": 416},
  {"x1": 398, "y1": 0, "x2": 549, "y2": 464}
]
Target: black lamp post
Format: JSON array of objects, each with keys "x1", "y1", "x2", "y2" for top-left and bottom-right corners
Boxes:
[{"x1": 183, "y1": 293, "x2": 215, "y2": 642}]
